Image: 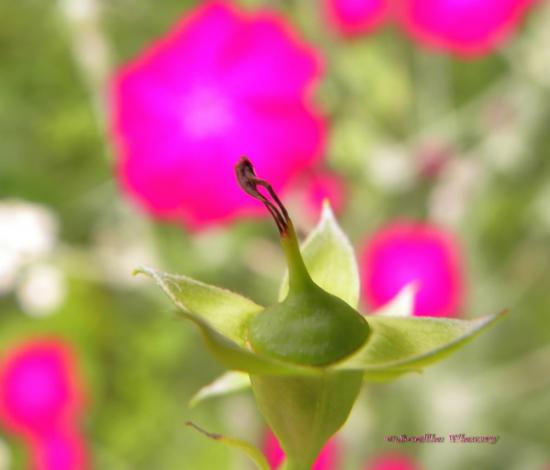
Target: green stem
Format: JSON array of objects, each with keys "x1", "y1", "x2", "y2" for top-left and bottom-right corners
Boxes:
[
  {"x1": 234, "y1": 157, "x2": 314, "y2": 293},
  {"x1": 282, "y1": 458, "x2": 310, "y2": 470},
  {"x1": 281, "y1": 221, "x2": 313, "y2": 292}
]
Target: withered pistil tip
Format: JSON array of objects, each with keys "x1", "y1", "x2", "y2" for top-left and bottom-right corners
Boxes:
[{"x1": 234, "y1": 157, "x2": 290, "y2": 235}]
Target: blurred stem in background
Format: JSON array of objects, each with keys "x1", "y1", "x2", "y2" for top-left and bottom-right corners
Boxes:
[
  {"x1": 57, "y1": 0, "x2": 112, "y2": 148},
  {"x1": 413, "y1": 51, "x2": 452, "y2": 130}
]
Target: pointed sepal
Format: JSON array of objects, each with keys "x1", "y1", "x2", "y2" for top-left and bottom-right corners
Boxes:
[
  {"x1": 333, "y1": 310, "x2": 507, "y2": 380},
  {"x1": 190, "y1": 372, "x2": 250, "y2": 407},
  {"x1": 136, "y1": 267, "x2": 316, "y2": 376},
  {"x1": 279, "y1": 202, "x2": 360, "y2": 309}
]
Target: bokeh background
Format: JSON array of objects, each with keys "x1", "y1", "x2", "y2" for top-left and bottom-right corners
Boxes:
[{"x1": 1, "y1": 0, "x2": 549, "y2": 469}]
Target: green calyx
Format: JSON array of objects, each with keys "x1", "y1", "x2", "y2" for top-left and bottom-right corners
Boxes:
[
  {"x1": 138, "y1": 158, "x2": 507, "y2": 470},
  {"x1": 235, "y1": 158, "x2": 370, "y2": 367}
]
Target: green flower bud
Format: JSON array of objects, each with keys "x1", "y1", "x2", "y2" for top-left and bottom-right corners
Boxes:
[
  {"x1": 236, "y1": 158, "x2": 369, "y2": 469},
  {"x1": 138, "y1": 158, "x2": 505, "y2": 470},
  {"x1": 235, "y1": 158, "x2": 370, "y2": 366}
]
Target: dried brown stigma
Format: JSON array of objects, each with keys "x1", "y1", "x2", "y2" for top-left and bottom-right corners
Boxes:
[{"x1": 235, "y1": 157, "x2": 290, "y2": 235}]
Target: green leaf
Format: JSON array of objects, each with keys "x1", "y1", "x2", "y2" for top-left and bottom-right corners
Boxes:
[
  {"x1": 136, "y1": 267, "x2": 316, "y2": 376},
  {"x1": 333, "y1": 311, "x2": 507, "y2": 379},
  {"x1": 190, "y1": 372, "x2": 250, "y2": 407},
  {"x1": 135, "y1": 266, "x2": 262, "y2": 346},
  {"x1": 186, "y1": 422, "x2": 270, "y2": 470},
  {"x1": 279, "y1": 202, "x2": 360, "y2": 308}
]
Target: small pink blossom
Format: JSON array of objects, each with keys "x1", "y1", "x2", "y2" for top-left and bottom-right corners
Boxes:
[
  {"x1": 0, "y1": 339, "x2": 87, "y2": 470},
  {"x1": 323, "y1": 0, "x2": 389, "y2": 36},
  {"x1": 367, "y1": 452, "x2": 419, "y2": 470},
  {"x1": 360, "y1": 221, "x2": 464, "y2": 317},
  {"x1": 395, "y1": 0, "x2": 536, "y2": 56},
  {"x1": 263, "y1": 429, "x2": 340, "y2": 470},
  {"x1": 112, "y1": 1, "x2": 325, "y2": 229},
  {"x1": 324, "y1": 0, "x2": 536, "y2": 56},
  {"x1": 0, "y1": 339, "x2": 83, "y2": 436},
  {"x1": 30, "y1": 427, "x2": 87, "y2": 470}
]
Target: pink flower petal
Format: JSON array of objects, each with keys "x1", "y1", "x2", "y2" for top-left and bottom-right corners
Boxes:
[
  {"x1": 0, "y1": 339, "x2": 83, "y2": 436},
  {"x1": 263, "y1": 430, "x2": 340, "y2": 470},
  {"x1": 396, "y1": 0, "x2": 537, "y2": 56},
  {"x1": 360, "y1": 221, "x2": 464, "y2": 317},
  {"x1": 30, "y1": 426, "x2": 88, "y2": 470},
  {"x1": 324, "y1": 0, "x2": 390, "y2": 36},
  {"x1": 263, "y1": 430, "x2": 285, "y2": 469},
  {"x1": 111, "y1": 1, "x2": 326, "y2": 229},
  {"x1": 221, "y1": 12, "x2": 322, "y2": 100}
]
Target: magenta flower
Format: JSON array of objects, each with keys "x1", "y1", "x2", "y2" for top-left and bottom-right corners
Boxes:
[
  {"x1": 30, "y1": 428, "x2": 87, "y2": 470},
  {"x1": 112, "y1": 1, "x2": 325, "y2": 229},
  {"x1": 0, "y1": 338, "x2": 87, "y2": 470},
  {"x1": 396, "y1": 0, "x2": 536, "y2": 56},
  {"x1": 360, "y1": 221, "x2": 464, "y2": 317},
  {"x1": 324, "y1": 0, "x2": 536, "y2": 56},
  {"x1": 264, "y1": 429, "x2": 339, "y2": 470},
  {"x1": 323, "y1": 0, "x2": 389, "y2": 36},
  {"x1": 367, "y1": 452, "x2": 419, "y2": 470},
  {"x1": 0, "y1": 339, "x2": 82, "y2": 435}
]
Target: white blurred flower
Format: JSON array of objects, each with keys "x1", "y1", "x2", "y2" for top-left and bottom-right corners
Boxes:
[
  {"x1": 430, "y1": 379, "x2": 479, "y2": 427},
  {"x1": 366, "y1": 145, "x2": 415, "y2": 193},
  {"x1": 524, "y1": 4, "x2": 550, "y2": 87},
  {"x1": 58, "y1": 0, "x2": 111, "y2": 122},
  {"x1": 0, "y1": 200, "x2": 58, "y2": 295},
  {"x1": 0, "y1": 252, "x2": 20, "y2": 295},
  {"x1": 94, "y1": 207, "x2": 159, "y2": 287},
  {"x1": 16, "y1": 263, "x2": 66, "y2": 317},
  {"x1": 429, "y1": 159, "x2": 485, "y2": 227},
  {"x1": 481, "y1": 131, "x2": 525, "y2": 173},
  {"x1": 60, "y1": 0, "x2": 97, "y2": 19},
  {"x1": 0, "y1": 200, "x2": 56, "y2": 257}
]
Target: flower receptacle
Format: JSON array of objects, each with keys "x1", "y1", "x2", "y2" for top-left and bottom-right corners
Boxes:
[{"x1": 250, "y1": 370, "x2": 363, "y2": 470}]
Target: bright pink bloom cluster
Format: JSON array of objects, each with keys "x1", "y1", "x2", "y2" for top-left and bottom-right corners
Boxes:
[
  {"x1": 112, "y1": 1, "x2": 325, "y2": 229},
  {"x1": 360, "y1": 221, "x2": 463, "y2": 317},
  {"x1": 325, "y1": 0, "x2": 536, "y2": 56},
  {"x1": 0, "y1": 339, "x2": 87, "y2": 470}
]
